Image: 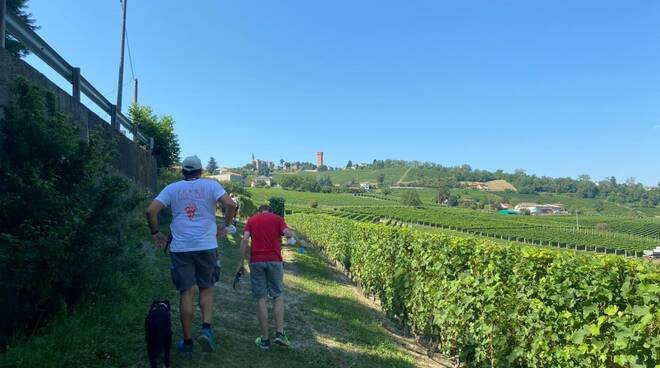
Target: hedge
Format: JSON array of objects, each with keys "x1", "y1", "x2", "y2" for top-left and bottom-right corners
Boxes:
[{"x1": 288, "y1": 213, "x2": 660, "y2": 367}]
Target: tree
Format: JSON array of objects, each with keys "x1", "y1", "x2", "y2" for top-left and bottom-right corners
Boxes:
[
  {"x1": 401, "y1": 190, "x2": 422, "y2": 207},
  {"x1": 436, "y1": 182, "x2": 451, "y2": 203},
  {"x1": 577, "y1": 180, "x2": 599, "y2": 198},
  {"x1": 5, "y1": 1, "x2": 38, "y2": 58},
  {"x1": 257, "y1": 165, "x2": 271, "y2": 177},
  {"x1": 206, "y1": 157, "x2": 218, "y2": 174},
  {"x1": 129, "y1": 103, "x2": 180, "y2": 171},
  {"x1": 237, "y1": 195, "x2": 256, "y2": 218},
  {"x1": 319, "y1": 175, "x2": 333, "y2": 187},
  {"x1": 377, "y1": 174, "x2": 385, "y2": 186},
  {"x1": 346, "y1": 160, "x2": 353, "y2": 169}
]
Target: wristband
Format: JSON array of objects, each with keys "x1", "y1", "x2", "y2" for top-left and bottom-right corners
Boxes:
[{"x1": 151, "y1": 230, "x2": 159, "y2": 235}]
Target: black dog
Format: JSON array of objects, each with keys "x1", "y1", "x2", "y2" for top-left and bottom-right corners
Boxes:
[{"x1": 145, "y1": 299, "x2": 172, "y2": 368}]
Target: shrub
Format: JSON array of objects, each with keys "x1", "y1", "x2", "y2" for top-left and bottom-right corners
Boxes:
[
  {"x1": 310, "y1": 201, "x2": 319, "y2": 208},
  {"x1": 268, "y1": 197, "x2": 286, "y2": 217},
  {"x1": 596, "y1": 223, "x2": 609, "y2": 231},
  {"x1": 238, "y1": 195, "x2": 257, "y2": 218},
  {"x1": 400, "y1": 190, "x2": 422, "y2": 207},
  {"x1": 0, "y1": 77, "x2": 147, "y2": 344}
]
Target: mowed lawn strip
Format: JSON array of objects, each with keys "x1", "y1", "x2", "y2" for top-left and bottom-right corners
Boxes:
[{"x1": 1, "y1": 222, "x2": 445, "y2": 368}]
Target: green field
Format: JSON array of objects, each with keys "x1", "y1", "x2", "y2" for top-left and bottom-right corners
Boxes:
[
  {"x1": 338, "y1": 206, "x2": 658, "y2": 252},
  {"x1": 386, "y1": 188, "x2": 647, "y2": 216},
  {"x1": 274, "y1": 167, "x2": 408, "y2": 186},
  {"x1": 251, "y1": 187, "x2": 660, "y2": 253},
  {"x1": 248, "y1": 187, "x2": 400, "y2": 207}
]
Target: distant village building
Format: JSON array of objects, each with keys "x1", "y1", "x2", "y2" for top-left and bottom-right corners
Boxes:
[
  {"x1": 360, "y1": 183, "x2": 371, "y2": 191},
  {"x1": 350, "y1": 163, "x2": 369, "y2": 170},
  {"x1": 251, "y1": 176, "x2": 273, "y2": 188},
  {"x1": 514, "y1": 203, "x2": 566, "y2": 215},
  {"x1": 210, "y1": 171, "x2": 244, "y2": 184},
  {"x1": 250, "y1": 153, "x2": 273, "y2": 171}
]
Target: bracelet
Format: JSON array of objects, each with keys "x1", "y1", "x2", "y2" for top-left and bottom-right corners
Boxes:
[{"x1": 151, "y1": 230, "x2": 159, "y2": 235}]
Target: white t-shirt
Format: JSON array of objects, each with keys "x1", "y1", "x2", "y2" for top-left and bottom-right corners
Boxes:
[{"x1": 155, "y1": 178, "x2": 226, "y2": 252}]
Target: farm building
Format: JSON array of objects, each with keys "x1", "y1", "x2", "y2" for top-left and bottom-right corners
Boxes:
[
  {"x1": 514, "y1": 203, "x2": 567, "y2": 215},
  {"x1": 210, "y1": 171, "x2": 244, "y2": 184},
  {"x1": 251, "y1": 176, "x2": 273, "y2": 187}
]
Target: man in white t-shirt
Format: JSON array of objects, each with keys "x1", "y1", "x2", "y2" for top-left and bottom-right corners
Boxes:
[{"x1": 145, "y1": 155, "x2": 237, "y2": 354}]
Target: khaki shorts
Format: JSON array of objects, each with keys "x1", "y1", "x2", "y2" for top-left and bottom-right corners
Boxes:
[
  {"x1": 249, "y1": 262, "x2": 283, "y2": 299},
  {"x1": 170, "y1": 249, "x2": 220, "y2": 291}
]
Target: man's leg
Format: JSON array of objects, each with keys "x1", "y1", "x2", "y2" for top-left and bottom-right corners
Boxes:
[
  {"x1": 257, "y1": 297, "x2": 269, "y2": 340},
  {"x1": 170, "y1": 251, "x2": 196, "y2": 351},
  {"x1": 199, "y1": 287, "x2": 214, "y2": 324},
  {"x1": 274, "y1": 296, "x2": 284, "y2": 334},
  {"x1": 180, "y1": 288, "x2": 194, "y2": 340},
  {"x1": 195, "y1": 250, "x2": 220, "y2": 352}
]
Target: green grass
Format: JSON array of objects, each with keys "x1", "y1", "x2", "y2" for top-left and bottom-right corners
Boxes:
[{"x1": 0, "y1": 222, "x2": 434, "y2": 368}]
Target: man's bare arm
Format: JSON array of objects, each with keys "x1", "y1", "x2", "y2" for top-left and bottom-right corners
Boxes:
[
  {"x1": 283, "y1": 228, "x2": 297, "y2": 242},
  {"x1": 218, "y1": 193, "x2": 237, "y2": 226},
  {"x1": 237, "y1": 231, "x2": 251, "y2": 273},
  {"x1": 145, "y1": 200, "x2": 167, "y2": 248}
]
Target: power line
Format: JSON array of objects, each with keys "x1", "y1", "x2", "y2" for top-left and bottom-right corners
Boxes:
[
  {"x1": 125, "y1": 27, "x2": 136, "y2": 81},
  {"x1": 119, "y1": 0, "x2": 136, "y2": 81}
]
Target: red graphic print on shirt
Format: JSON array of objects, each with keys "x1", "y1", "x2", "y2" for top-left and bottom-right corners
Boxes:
[{"x1": 184, "y1": 203, "x2": 197, "y2": 220}]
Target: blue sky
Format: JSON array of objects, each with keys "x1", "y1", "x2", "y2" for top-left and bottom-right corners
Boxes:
[{"x1": 22, "y1": 0, "x2": 660, "y2": 185}]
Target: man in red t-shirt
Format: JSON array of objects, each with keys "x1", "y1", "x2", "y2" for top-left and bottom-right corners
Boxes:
[{"x1": 237, "y1": 204, "x2": 297, "y2": 350}]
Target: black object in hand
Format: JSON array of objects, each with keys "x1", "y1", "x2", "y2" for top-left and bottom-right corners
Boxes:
[{"x1": 232, "y1": 269, "x2": 243, "y2": 290}]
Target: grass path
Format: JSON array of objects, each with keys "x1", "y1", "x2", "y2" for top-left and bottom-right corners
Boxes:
[
  {"x1": 396, "y1": 167, "x2": 413, "y2": 185},
  {"x1": 1, "y1": 224, "x2": 450, "y2": 368}
]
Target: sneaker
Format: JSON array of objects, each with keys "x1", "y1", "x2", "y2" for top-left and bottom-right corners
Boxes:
[
  {"x1": 274, "y1": 331, "x2": 290, "y2": 347},
  {"x1": 197, "y1": 327, "x2": 216, "y2": 352},
  {"x1": 176, "y1": 340, "x2": 194, "y2": 355},
  {"x1": 255, "y1": 336, "x2": 271, "y2": 350}
]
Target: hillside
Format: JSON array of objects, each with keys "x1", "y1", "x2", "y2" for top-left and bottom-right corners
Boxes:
[{"x1": 275, "y1": 167, "x2": 409, "y2": 186}]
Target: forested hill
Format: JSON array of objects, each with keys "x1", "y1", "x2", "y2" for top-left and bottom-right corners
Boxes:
[{"x1": 265, "y1": 159, "x2": 659, "y2": 208}]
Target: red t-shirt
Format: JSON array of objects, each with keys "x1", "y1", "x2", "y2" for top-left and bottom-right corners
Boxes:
[{"x1": 245, "y1": 212, "x2": 288, "y2": 263}]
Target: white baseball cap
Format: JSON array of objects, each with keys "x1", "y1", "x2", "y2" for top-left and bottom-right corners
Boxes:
[{"x1": 181, "y1": 155, "x2": 203, "y2": 171}]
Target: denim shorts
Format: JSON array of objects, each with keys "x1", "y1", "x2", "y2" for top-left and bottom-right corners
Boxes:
[
  {"x1": 249, "y1": 262, "x2": 284, "y2": 299},
  {"x1": 170, "y1": 249, "x2": 220, "y2": 291}
]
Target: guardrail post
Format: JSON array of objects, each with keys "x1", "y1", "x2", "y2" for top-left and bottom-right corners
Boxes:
[
  {"x1": 0, "y1": 0, "x2": 6, "y2": 49},
  {"x1": 71, "y1": 67, "x2": 81, "y2": 102},
  {"x1": 132, "y1": 123, "x2": 138, "y2": 143},
  {"x1": 110, "y1": 105, "x2": 119, "y2": 130}
]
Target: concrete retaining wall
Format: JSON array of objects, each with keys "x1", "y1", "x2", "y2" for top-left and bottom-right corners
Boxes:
[{"x1": 0, "y1": 48, "x2": 157, "y2": 192}]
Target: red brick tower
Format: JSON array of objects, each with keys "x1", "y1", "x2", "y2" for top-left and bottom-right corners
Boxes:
[{"x1": 316, "y1": 151, "x2": 324, "y2": 168}]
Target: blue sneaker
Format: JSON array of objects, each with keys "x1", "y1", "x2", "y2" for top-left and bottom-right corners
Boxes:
[
  {"x1": 197, "y1": 327, "x2": 216, "y2": 352},
  {"x1": 176, "y1": 340, "x2": 193, "y2": 355}
]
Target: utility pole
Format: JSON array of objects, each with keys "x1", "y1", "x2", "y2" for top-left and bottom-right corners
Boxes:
[
  {"x1": 115, "y1": 0, "x2": 128, "y2": 126},
  {"x1": 0, "y1": 0, "x2": 6, "y2": 49},
  {"x1": 575, "y1": 208, "x2": 579, "y2": 230},
  {"x1": 133, "y1": 78, "x2": 138, "y2": 105}
]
